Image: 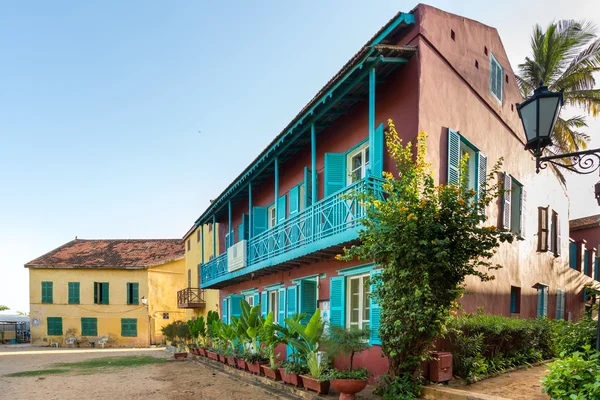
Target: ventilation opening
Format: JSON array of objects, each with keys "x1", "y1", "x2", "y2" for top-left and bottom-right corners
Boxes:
[
  {"x1": 484, "y1": 46, "x2": 489, "y2": 56},
  {"x1": 475, "y1": 60, "x2": 479, "y2": 69},
  {"x1": 451, "y1": 30, "x2": 455, "y2": 41},
  {"x1": 506, "y1": 74, "x2": 509, "y2": 84},
  {"x1": 511, "y1": 104, "x2": 514, "y2": 112}
]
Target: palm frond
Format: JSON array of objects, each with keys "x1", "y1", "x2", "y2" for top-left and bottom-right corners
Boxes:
[{"x1": 563, "y1": 89, "x2": 600, "y2": 116}]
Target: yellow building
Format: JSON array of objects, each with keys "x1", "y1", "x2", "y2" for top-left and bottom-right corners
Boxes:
[
  {"x1": 181, "y1": 223, "x2": 220, "y2": 321},
  {"x1": 25, "y1": 239, "x2": 189, "y2": 347}
]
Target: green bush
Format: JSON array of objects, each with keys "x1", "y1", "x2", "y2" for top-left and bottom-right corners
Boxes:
[
  {"x1": 446, "y1": 314, "x2": 555, "y2": 381},
  {"x1": 374, "y1": 373, "x2": 423, "y2": 400},
  {"x1": 554, "y1": 317, "x2": 597, "y2": 355},
  {"x1": 542, "y1": 346, "x2": 600, "y2": 400}
]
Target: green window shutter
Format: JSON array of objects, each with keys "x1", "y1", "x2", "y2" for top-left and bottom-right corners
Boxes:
[
  {"x1": 490, "y1": 56, "x2": 503, "y2": 102},
  {"x1": 230, "y1": 295, "x2": 243, "y2": 320},
  {"x1": 132, "y1": 283, "x2": 139, "y2": 305},
  {"x1": 47, "y1": 317, "x2": 62, "y2": 335},
  {"x1": 42, "y1": 282, "x2": 53, "y2": 304},
  {"x1": 252, "y1": 206, "x2": 268, "y2": 236},
  {"x1": 570, "y1": 242, "x2": 577, "y2": 269},
  {"x1": 447, "y1": 129, "x2": 460, "y2": 185},
  {"x1": 299, "y1": 280, "x2": 317, "y2": 324},
  {"x1": 68, "y1": 282, "x2": 80, "y2": 304},
  {"x1": 595, "y1": 257, "x2": 599, "y2": 280},
  {"x1": 261, "y1": 291, "x2": 268, "y2": 318},
  {"x1": 277, "y1": 195, "x2": 287, "y2": 224},
  {"x1": 304, "y1": 167, "x2": 313, "y2": 207},
  {"x1": 126, "y1": 283, "x2": 131, "y2": 305},
  {"x1": 222, "y1": 298, "x2": 229, "y2": 323},
  {"x1": 101, "y1": 282, "x2": 109, "y2": 304},
  {"x1": 286, "y1": 285, "x2": 297, "y2": 318},
  {"x1": 121, "y1": 318, "x2": 137, "y2": 337},
  {"x1": 477, "y1": 153, "x2": 487, "y2": 209},
  {"x1": 289, "y1": 186, "x2": 299, "y2": 216},
  {"x1": 371, "y1": 123, "x2": 385, "y2": 177},
  {"x1": 253, "y1": 292, "x2": 260, "y2": 307},
  {"x1": 278, "y1": 288, "x2": 286, "y2": 323},
  {"x1": 324, "y1": 153, "x2": 346, "y2": 197},
  {"x1": 369, "y1": 269, "x2": 382, "y2": 345},
  {"x1": 94, "y1": 282, "x2": 98, "y2": 304},
  {"x1": 82, "y1": 318, "x2": 98, "y2": 336},
  {"x1": 329, "y1": 277, "x2": 346, "y2": 328},
  {"x1": 502, "y1": 173, "x2": 512, "y2": 230}
]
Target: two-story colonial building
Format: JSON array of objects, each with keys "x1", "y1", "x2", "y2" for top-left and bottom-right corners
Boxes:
[
  {"x1": 191, "y1": 4, "x2": 598, "y2": 376},
  {"x1": 26, "y1": 238, "x2": 187, "y2": 347}
]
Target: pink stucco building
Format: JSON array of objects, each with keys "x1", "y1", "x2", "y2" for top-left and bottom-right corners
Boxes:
[{"x1": 184, "y1": 4, "x2": 599, "y2": 377}]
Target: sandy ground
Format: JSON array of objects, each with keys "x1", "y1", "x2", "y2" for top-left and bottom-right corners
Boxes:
[
  {"x1": 451, "y1": 364, "x2": 550, "y2": 400},
  {"x1": 0, "y1": 346, "x2": 286, "y2": 400}
]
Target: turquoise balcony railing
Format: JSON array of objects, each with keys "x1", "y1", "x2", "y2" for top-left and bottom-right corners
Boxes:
[{"x1": 200, "y1": 176, "x2": 385, "y2": 288}]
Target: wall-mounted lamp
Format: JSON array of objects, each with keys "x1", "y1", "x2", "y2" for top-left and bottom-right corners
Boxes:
[{"x1": 141, "y1": 296, "x2": 148, "y2": 308}]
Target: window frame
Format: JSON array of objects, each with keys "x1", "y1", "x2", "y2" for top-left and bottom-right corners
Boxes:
[
  {"x1": 268, "y1": 290, "x2": 279, "y2": 323},
  {"x1": 346, "y1": 141, "x2": 370, "y2": 185},
  {"x1": 267, "y1": 203, "x2": 276, "y2": 229},
  {"x1": 245, "y1": 294, "x2": 255, "y2": 307},
  {"x1": 490, "y1": 53, "x2": 504, "y2": 103},
  {"x1": 94, "y1": 282, "x2": 109, "y2": 305},
  {"x1": 509, "y1": 177, "x2": 524, "y2": 236},
  {"x1": 345, "y1": 273, "x2": 371, "y2": 331},
  {"x1": 126, "y1": 282, "x2": 139, "y2": 305},
  {"x1": 510, "y1": 286, "x2": 521, "y2": 314},
  {"x1": 460, "y1": 141, "x2": 477, "y2": 191},
  {"x1": 538, "y1": 207, "x2": 549, "y2": 252}
]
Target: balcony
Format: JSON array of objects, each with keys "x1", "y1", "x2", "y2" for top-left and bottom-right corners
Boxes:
[
  {"x1": 200, "y1": 176, "x2": 385, "y2": 288},
  {"x1": 177, "y1": 287, "x2": 206, "y2": 309}
]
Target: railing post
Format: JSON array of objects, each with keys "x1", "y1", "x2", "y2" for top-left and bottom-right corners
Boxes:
[{"x1": 212, "y1": 214, "x2": 216, "y2": 259}]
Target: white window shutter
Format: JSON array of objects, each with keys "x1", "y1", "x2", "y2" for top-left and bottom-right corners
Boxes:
[{"x1": 502, "y1": 173, "x2": 511, "y2": 230}]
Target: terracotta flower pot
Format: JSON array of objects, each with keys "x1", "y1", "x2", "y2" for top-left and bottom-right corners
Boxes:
[
  {"x1": 226, "y1": 357, "x2": 236, "y2": 367},
  {"x1": 198, "y1": 347, "x2": 207, "y2": 357},
  {"x1": 331, "y1": 379, "x2": 368, "y2": 400},
  {"x1": 236, "y1": 358, "x2": 247, "y2": 370},
  {"x1": 260, "y1": 365, "x2": 281, "y2": 380},
  {"x1": 246, "y1": 360, "x2": 269, "y2": 375},
  {"x1": 282, "y1": 371, "x2": 303, "y2": 387},
  {"x1": 300, "y1": 375, "x2": 330, "y2": 394},
  {"x1": 206, "y1": 351, "x2": 218, "y2": 360},
  {"x1": 218, "y1": 354, "x2": 226, "y2": 363},
  {"x1": 174, "y1": 352, "x2": 187, "y2": 359},
  {"x1": 278, "y1": 368, "x2": 287, "y2": 382}
]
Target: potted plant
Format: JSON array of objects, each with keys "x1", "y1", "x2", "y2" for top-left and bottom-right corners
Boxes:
[
  {"x1": 282, "y1": 361, "x2": 309, "y2": 387},
  {"x1": 235, "y1": 350, "x2": 248, "y2": 370},
  {"x1": 206, "y1": 346, "x2": 219, "y2": 361},
  {"x1": 174, "y1": 342, "x2": 188, "y2": 359},
  {"x1": 323, "y1": 326, "x2": 371, "y2": 400},
  {"x1": 285, "y1": 309, "x2": 330, "y2": 394},
  {"x1": 245, "y1": 352, "x2": 269, "y2": 374},
  {"x1": 259, "y1": 311, "x2": 288, "y2": 380}
]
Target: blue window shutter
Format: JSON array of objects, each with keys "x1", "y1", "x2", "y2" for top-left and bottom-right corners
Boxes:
[
  {"x1": 595, "y1": 257, "x2": 599, "y2": 280},
  {"x1": 225, "y1": 232, "x2": 230, "y2": 248},
  {"x1": 278, "y1": 288, "x2": 286, "y2": 323},
  {"x1": 477, "y1": 152, "x2": 487, "y2": 206},
  {"x1": 289, "y1": 186, "x2": 300, "y2": 216},
  {"x1": 286, "y1": 285, "x2": 297, "y2": 317},
  {"x1": 222, "y1": 298, "x2": 229, "y2": 323},
  {"x1": 329, "y1": 276, "x2": 346, "y2": 328},
  {"x1": 324, "y1": 153, "x2": 346, "y2": 196},
  {"x1": 371, "y1": 123, "x2": 385, "y2": 177},
  {"x1": 252, "y1": 207, "x2": 268, "y2": 236},
  {"x1": 261, "y1": 291, "x2": 268, "y2": 318},
  {"x1": 369, "y1": 269, "x2": 382, "y2": 345},
  {"x1": 238, "y1": 214, "x2": 249, "y2": 241},
  {"x1": 570, "y1": 242, "x2": 577, "y2": 269},
  {"x1": 447, "y1": 129, "x2": 460, "y2": 185},
  {"x1": 536, "y1": 287, "x2": 543, "y2": 317},
  {"x1": 543, "y1": 287, "x2": 548, "y2": 317},
  {"x1": 230, "y1": 295, "x2": 243, "y2": 320},
  {"x1": 502, "y1": 173, "x2": 512, "y2": 230},
  {"x1": 277, "y1": 195, "x2": 287, "y2": 224},
  {"x1": 585, "y1": 250, "x2": 590, "y2": 275},
  {"x1": 510, "y1": 289, "x2": 517, "y2": 313},
  {"x1": 253, "y1": 292, "x2": 260, "y2": 307},
  {"x1": 304, "y1": 167, "x2": 313, "y2": 207},
  {"x1": 299, "y1": 280, "x2": 317, "y2": 324}
]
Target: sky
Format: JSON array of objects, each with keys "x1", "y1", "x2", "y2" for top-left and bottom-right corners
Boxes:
[{"x1": 1, "y1": 0, "x2": 599, "y2": 313}]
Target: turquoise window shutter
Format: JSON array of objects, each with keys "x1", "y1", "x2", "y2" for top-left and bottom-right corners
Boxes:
[
  {"x1": 252, "y1": 207, "x2": 268, "y2": 236},
  {"x1": 595, "y1": 257, "x2": 599, "y2": 280},
  {"x1": 253, "y1": 292, "x2": 260, "y2": 307},
  {"x1": 371, "y1": 123, "x2": 385, "y2": 177},
  {"x1": 230, "y1": 295, "x2": 243, "y2": 320},
  {"x1": 543, "y1": 287, "x2": 548, "y2": 317},
  {"x1": 447, "y1": 129, "x2": 460, "y2": 185},
  {"x1": 556, "y1": 289, "x2": 565, "y2": 320},
  {"x1": 502, "y1": 173, "x2": 512, "y2": 230},
  {"x1": 239, "y1": 214, "x2": 249, "y2": 241},
  {"x1": 299, "y1": 280, "x2": 317, "y2": 324},
  {"x1": 536, "y1": 287, "x2": 543, "y2": 317},
  {"x1": 278, "y1": 288, "x2": 286, "y2": 323},
  {"x1": 369, "y1": 269, "x2": 382, "y2": 345},
  {"x1": 286, "y1": 285, "x2": 297, "y2": 317},
  {"x1": 261, "y1": 291, "x2": 268, "y2": 317},
  {"x1": 585, "y1": 250, "x2": 590, "y2": 275},
  {"x1": 510, "y1": 289, "x2": 517, "y2": 313},
  {"x1": 570, "y1": 242, "x2": 577, "y2": 269},
  {"x1": 133, "y1": 283, "x2": 139, "y2": 305},
  {"x1": 289, "y1": 186, "x2": 299, "y2": 216},
  {"x1": 477, "y1": 153, "x2": 487, "y2": 210},
  {"x1": 277, "y1": 195, "x2": 287, "y2": 223},
  {"x1": 329, "y1": 276, "x2": 346, "y2": 327},
  {"x1": 304, "y1": 167, "x2": 313, "y2": 207},
  {"x1": 222, "y1": 298, "x2": 229, "y2": 323},
  {"x1": 324, "y1": 153, "x2": 346, "y2": 196}
]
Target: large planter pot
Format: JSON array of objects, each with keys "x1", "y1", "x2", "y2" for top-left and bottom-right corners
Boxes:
[
  {"x1": 260, "y1": 365, "x2": 281, "y2": 381},
  {"x1": 300, "y1": 375, "x2": 330, "y2": 395},
  {"x1": 236, "y1": 358, "x2": 247, "y2": 370},
  {"x1": 246, "y1": 360, "x2": 269, "y2": 375},
  {"x1": 226, "y1": 357, "x2": 237, "y2": 367},
  {"x1": 331, "y1": 379, "x2": 368, "y2": 400},
  {"x1": 198, "y1": 347, "x2": 207, "y2": 357},
  {"x1": 218, "y1": 354, "x2": 226, "y2": 363},
  {"x1": 281, "y1": 370, "x2": 303, "y2": 387},
  {"x1": 206, "y1": 351, "x2": 218, "y2": 361},
  {"x1": 174, "y1": 352, "x2": 188, "y2": 360}
]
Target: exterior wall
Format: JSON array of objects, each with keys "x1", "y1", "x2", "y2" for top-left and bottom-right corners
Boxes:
[
  {"x1": 414, "y1": 4, "x2": 594, "y2": 320},
  {"x1": 183, "y1": 224, "x2": 220, "y2": 321},
  {"x1": 571, "y1": 226, "x2": 600, "y2": 250},
  {"x1": 29, "y1": 268, "x2": 150, "y2": 347}
]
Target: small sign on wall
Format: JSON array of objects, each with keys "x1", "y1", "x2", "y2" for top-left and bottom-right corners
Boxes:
[
  {"x1": 163, "y1": 313, "x2": 169, "y2": 320},
  {"x1": 318, "y1": 300, "x2": 330, "y2": 325}
]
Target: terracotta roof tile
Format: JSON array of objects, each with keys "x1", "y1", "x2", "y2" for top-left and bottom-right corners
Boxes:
[
  {"x1": 570, "y1": 214, "x2": 600, "y2": 231},
  {"x1": 25, "y1": 239, "x2": 184, "y2": 269}
]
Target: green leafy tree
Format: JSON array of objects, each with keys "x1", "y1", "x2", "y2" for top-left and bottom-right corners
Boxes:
[
  {"x1": 517, "y1": 20, "x2": 600, "y2": 183},
  {"x1": 339, "y1": 121, "x2": 512, "y2": 395},
  {"x1": 0, "y1": 305, "x2": 8, "y2": 311}
]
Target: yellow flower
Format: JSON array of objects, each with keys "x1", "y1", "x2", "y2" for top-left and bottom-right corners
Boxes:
[{"x1": 407, "y1": 213, "x2": 418, "y2": 221}]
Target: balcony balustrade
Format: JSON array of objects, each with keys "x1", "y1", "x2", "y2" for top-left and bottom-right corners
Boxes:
[{"x1": 176, "y1": 287, "x2": 206, "y2": 309}]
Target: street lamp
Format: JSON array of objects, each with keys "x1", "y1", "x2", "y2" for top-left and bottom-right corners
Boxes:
[
  {"x1": 141, "y1": 296, "x2": 148, "y2": 307},
  {"x1": 518, "y1": 83, "x2": 600, "y2": 350}
]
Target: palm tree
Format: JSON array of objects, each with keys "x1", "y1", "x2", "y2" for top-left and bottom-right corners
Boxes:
[{"x1": 517, "y1": 20, "x2": 600, "y2": 183}]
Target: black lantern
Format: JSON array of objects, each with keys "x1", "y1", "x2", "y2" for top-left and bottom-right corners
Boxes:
[{"x1": 516, "y1": 84, "x2": 564, "y2": 154}]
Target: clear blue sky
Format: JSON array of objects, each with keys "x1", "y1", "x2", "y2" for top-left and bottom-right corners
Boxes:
[{"x1": 1, "y1": 0, "x2": 599, "y2": 312}]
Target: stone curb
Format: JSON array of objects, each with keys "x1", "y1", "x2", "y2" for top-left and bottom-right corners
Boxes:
[{"x1": 422, "y1": 386, "x2": 509, "y2": 400}]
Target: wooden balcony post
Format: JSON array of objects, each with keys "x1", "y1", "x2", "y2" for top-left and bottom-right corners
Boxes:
[{"x1": 311, "y1": 124, "x2": 317, "y2": 205}]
